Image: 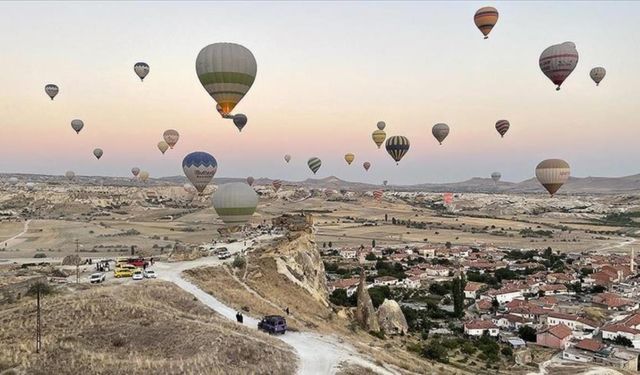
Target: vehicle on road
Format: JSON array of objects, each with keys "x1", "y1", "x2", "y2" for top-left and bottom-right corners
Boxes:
[
  {"x1": 218, "y1": 251, "x2": 232, "y2": 260},
  {"x1": 114, "y1": 268, "x2": 134, "y2": 278},
  {"x1": 89, "y1": 273, "x2": 106, "y2": 284},
  {"x1": 144, "y1": 270, "x2": 156, "y2": 278},
  {"x1": 258, "y1": 315, "x2": 287, "y2": 335},
  {"x1": 132, "y1": 271, "x2": 144, "y2": 281}
]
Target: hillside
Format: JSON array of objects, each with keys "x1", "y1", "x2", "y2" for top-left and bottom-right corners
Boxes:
[{"x1": 0, "y1": 281, "x2": 296, "y2": 375}]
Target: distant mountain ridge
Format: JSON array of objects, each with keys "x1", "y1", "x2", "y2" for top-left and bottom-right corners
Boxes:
[{"x1": 2, "y1": 173, "x2": 640, "y2": 194}]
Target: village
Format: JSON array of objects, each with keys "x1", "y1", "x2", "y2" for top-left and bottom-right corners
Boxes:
[{"x1": 325, "y1": 239, "x2": 640, "y2": 372}]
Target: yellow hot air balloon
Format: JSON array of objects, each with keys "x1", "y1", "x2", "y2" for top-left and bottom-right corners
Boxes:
[
  {"x1": 139, "y1": 171, "x2": 150, "y2": 183},
  {"x1": 372, "y1": 129, "x2": 386, "y2": 149},
  {"x1": 196, "y1": 43, "x2": 257, "y2": 116},
  {"x1": 157, "y1": 141, "x2": 169, "y2": 154},
  {"x1": 474, "y1": 7, "x2": 499, "y2": 39},
  {"x1": 535, "y1": 159, "x2": 570, "y2": 196},
  {"x1": 344, "y1": 153, "x2": 355, "y2": 165}
]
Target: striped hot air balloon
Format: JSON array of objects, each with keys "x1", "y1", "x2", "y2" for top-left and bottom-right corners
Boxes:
[
  {"x1": 372, "y1": 129, "x2": 386, "y2": 149},
  {"x1": 590, "y1": 67, "x2": 606, "y2": 86},
  {"x1": 134, "y1": 62, "x2": 150, "y2": 81},
  {"x1": 363, "y1": 162, "x2": 371, "y2": 171},
  {"x1": 272, "y1": 179, "x2": 282, "y2": 192},
  {"x1": 535, "y1": 159, "x2": 570, "y2": 196},
  {"x1": 385, "y1": 136, "x2": 410, "y2": 164},
  {"x1": 308, "y1": 157, "x2": 322, "y2": 174},
  {"x1": 131, "y1": 167, "x2": 140, "y2": 177},
  {"x1": 71, "y1": 119, "x2": 84, "y2": 134},
  {"x1": 495, "y1": 120, "x2": 510, "y2": 138},
  {"x1": 45, "y1": 84, "x2": 59, "y2": 100},
  {"x1": 373, "y1": 190, "x2": 383, "y2": 201},
  {"x1": 474, "y1": 7, "x2": 499, "y2": 39},
  {"x1": 163, "y1": 129, "x2": 180, "y2": 148},
  {"x1": 196, "y1": 43, "x2": 257, "y2": 116},
  {"x1": 246, "y1": 176, "x2": 255, "y2": 186},
  {"x1": 432, "y1": 123, "x2": 450, "y2": 145},
  {"x1": 539, "y1": 42, "x2": 579, "y2": 91},
  {"x1": 212, "y1": 182, "x2": 259, "y2": 226},
  {"x1": 182, "y1": 151, "x2": 218, "y2": 194},
  {"x1": 344, "y1": 153, "x2": 355, "y2": 165}
]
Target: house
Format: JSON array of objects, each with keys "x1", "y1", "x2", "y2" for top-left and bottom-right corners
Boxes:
[
  {"x1": 417, "y1": 247, "x2": 436, "y2": 258},
  {"x1": 373, "y1": 276, "x2": 398, "y2": 286},
  {"x1": 492, "y1": 314, "x2": 532, "y2": 331},
  {"x1": 536, "y1": 324, "x2": 572, "y2": 349},
  {"x1": 327, "y1": 277, "x2": 360, "y2": 296},
  {"x1": 339, "y1": 248, "x2": 357, "y2": 259},
  {"x1": 545, "y1": 312, "x2": 598, "y2": 333},
  {"x1": 464, "y1": 319, "x2": 499, "y2": 337},
  {"x1": 592, "y1": 292, "x2": 639, "y2": 311},
  {"x1": 601, "y1": 324, "x2": 640, "y2": 348},
  {"x1": 464, "y1": 281, "x2": 485, "y2": 299},
  {"x1": 423, "y1": 264, "x2": 449, "y2": 277},
  {"x1": 475, "y1": 298, "x2": 493, "y2": 312},
  {"x1": 539, "y1": 284, "x2": 569, "y2": 295},
  {"x1": 488, "y1": 287, "x2": 523, "y2": 305},
  {"x1": 402, "y1": 275, "x2": 421, "y2": 289}
]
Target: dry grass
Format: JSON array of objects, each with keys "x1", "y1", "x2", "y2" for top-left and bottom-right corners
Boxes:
[{"x1": 0, "y1": 281, "x2": 296, "y2": 374}]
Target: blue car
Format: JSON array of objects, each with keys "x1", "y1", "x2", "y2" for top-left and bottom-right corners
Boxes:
[{"x1": 258, "y1": 315, "x2": 287, "y2": 334}]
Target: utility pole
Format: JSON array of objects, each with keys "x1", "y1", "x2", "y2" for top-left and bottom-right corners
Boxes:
[
  {"x1": 75, "y1": 239, "x2": 80, "y2": 284},
  {"x1": 36, "y1": 285, "x2": 41, "y2": 353}
]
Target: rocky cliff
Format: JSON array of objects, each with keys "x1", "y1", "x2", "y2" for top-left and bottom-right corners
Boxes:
[
  {"x1": 355, "y1": 268, "x2": 380, "y2": 332},
  {"x1": 377, "y1": 299, "x2": 408, "y2": 335}
]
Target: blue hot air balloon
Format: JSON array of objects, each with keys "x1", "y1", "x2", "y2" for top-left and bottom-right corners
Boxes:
[{"x1": 182, "y1": 151, "x2": 218, "y2": 193}]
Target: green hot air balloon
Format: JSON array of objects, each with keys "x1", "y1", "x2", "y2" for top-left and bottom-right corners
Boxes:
[
  {"x1": 308, "y1": 157, "x2": 322, "y2": 174},
  {"x1": 212, "y1": 182, "x2": 259, "y2": 226}
]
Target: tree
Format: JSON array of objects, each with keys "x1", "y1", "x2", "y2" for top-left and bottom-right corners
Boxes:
[
  {"x1": 372, "y1": 239, "x2": 376, "y2": 248},
  {"x1": 518, "y1": 325, "x2": 537, "y2": 342},
  {"x1": 392, "y1": 217, "x2": 396, "y2": 225},
  {"x1": 328, "y1": 241, "x2": 333, "y2": 248},
  {"x1": 368, "y1": 286, "x2": 391, "y2": 308},
  {"x1": 384, "y1": 213, "x2": 388, "y2": 222},
  {"x1": 323, "y1": 242, "x2": 326, "y2": 248},
  {"x1": 329, "y1": 289, "x2": 356, "y2": 307},
  {"x1": 422, "y1": 341, "x2": 449, "y2": 363},
  {"x1": 452, "y1": 276, "x2": 465, "y2": 318},
  {"x1": 365, "y1": 252, "x2": 377, "y2": 261},
  {"x1": 445, "y1": 241, "x2": 452, "y2": 249},
  {"x1": 614, "y1": 335, "x2": 633, "y2": 347}
]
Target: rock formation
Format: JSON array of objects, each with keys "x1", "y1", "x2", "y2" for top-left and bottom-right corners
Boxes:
[
  {"x1": 355, "y1": 268, "x2": 380, "y2": 332},
  {"x1": 61, "y1": 254, "x2": 81, "y2": 266},
  {"x1": 377, "y1": 299, "x2": 408, "y2": 335}
]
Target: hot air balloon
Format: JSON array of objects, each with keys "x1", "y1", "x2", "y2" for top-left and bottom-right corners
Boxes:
[
  {"x1": 495, "y1": 120, "x2": 510, "y2": 138},
  {"x1": 377, "y1": 121, "x2": 386, "y2": 130},
  {"x1": 134, "y1": 62, "x2": 150, "y2": 81},
  {"x1": 8, "y1": 177, "x2": 18, "y2": 186},
  {"x1": 131, "y1": 167, "x2": 140, "y2": 177},
  {"x1": 182, "y1": 151, "x2": 218, "y2": 194},
  {"x1": 372, "y1": 130, "x2": 386, "y2": 149},
  {"x1": 26, "y1": 182, "x2": 35, "y2": 191},
  {"x1": 93, "y1": 148, "x2": 103, "y2": 160},
  {"x1": 212, "y1": 182, "x2": 259, "y2": 226},
  {"x1": 590, "y1": 67, "x2": 606, "y2": 86},
  {"x1": 432, "y1": 123, "x2": 450, "y2": 145},
  {"x1": 443, "y1": 192, "x2": 453, "y2": 206},
  {"x1": 474, "y1": 7, "x2": 499, "y2": 39},
  {"x1": 139, "y1": 171, "x2": 150, "y2": 183},
  {"x1": 163, "y1": 129, "x2": 179, "y2": 148},
  {"x1": 535, "y1": 159, "x2": 570, "y2": 196},
  {"x1": 196, "y1": 43, "x2": 257, "y2": 116},
  {"x1": 45, "y1": 84, "x2": 59, "y2": 100},
  {"x1": 344, "y1": 153, "x2": 355, "y2": 165},
  {"x1": 385, "y1": 136, "x2": 410, "y2": 164},
  {"x1": 272, "y1": 179, "x2": 282, "y2": 192},
  {"x1": 363, "y1": 162, "x2": 371, "y2": 171},
  {"x1": 233, "y1": 114, "x2": 248, "y2": 132},
  {"x1": 308, "y1": 157, "x2": 322, "y2": 174},
  {"x1": 157, "y1": 141, "x2": 169, "y2": 155},
  {"x1": 383, "y1": 180, "x2": 388, "y2": 186},
  {"x1": 71, "y1": 119, "x2": 84, "y2": 134},
  {"x1": 373, "y1": 190, "x2": 383, "y2": 200},
  {"x1": 284, "y1": 154, "x2": 291, "y2": 163},
  {"x1": 539, "y1": 42, "x2": 579, "y2": 91},
  {"x1": 65, "y1": 171, "x2": 75, "y2": 181},
  {"x1": 247, "y1": 176, "x2": 255, "y2": 186},
  {"x1": 491, "y1": 172, "x2": 501, "y2": 184}
]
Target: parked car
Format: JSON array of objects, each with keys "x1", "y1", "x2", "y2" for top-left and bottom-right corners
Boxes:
[
  {"x1": 132, "y1": 271, "x2": 144, "y2": 281},
  {"x1": 144, "y1": 270, "x2": 156, "y2": 278},
  {"x1": 213, "y1": 247, "x2": 228, "y2": 255},
  {"x1": 218, "y1": 251, "x2": 232, "y2": 260},
  {"x1": 258, "y1": 315, "x2": 287, "y2": 334},
  {"x1": 89, "y1": 273, "x2": 106, "y2": 284},
  {"x1": 114, "y1": 268, "x2": 133, "y2": 278}
]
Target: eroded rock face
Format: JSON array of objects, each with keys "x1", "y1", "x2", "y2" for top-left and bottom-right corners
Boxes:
[
  {"x1": 355, "y1": 268, "x2": 380, "y2": 332},
  {"x1": 61, "y1": 254, "x2": 81, "y2": 266},
  {"x1": 377, "y1": 299, "x2": 408, "y2": 335}
]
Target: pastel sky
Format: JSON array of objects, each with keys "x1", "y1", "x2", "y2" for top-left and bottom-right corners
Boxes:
[{"x1": 1, "y1": 1, "x2": 639, "y2": 184}]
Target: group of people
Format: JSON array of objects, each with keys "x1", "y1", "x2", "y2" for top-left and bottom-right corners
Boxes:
[{"x1": 235, "y1": 311, "x2": 244, "y2": 323}]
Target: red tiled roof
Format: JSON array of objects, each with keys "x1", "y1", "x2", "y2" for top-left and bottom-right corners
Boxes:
[
  {"x1": 464, "y1": 281, "x2": 485, "y2": 292},
  {"x1": 539, "y1": 324, "x2": 572, "y2": 339},
  {"x1": 465, "y1": 319, "x2": 498, "y2": 330},
  {"x1": 476, "y1": 299, "x2": 493, "y2": 310},
  {"x1": 575, "y1": 338, "x2": 605, "y2": 353},
  {"x1": 602, "y1": 324, "x2": 640, "y2": 335}
]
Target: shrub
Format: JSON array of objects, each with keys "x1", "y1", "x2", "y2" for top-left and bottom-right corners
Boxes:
[
  {"x1": 501, "y1": 347, "x2": 513, "y2": 357},
  {"x1": 232, "y1": 256, "x2": 246, "y2": 269},
  {"x1": 33, "y1": 253, "x2": 47, "y2": 258}
]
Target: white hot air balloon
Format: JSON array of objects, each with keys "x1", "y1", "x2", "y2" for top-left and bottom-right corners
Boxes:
[
  {"x1": 539, "y1": 42, "x2": 579, "y2": 91},
  {"x1": 535, "y1": 159, "x2": 570, "y2": 196},
  {"x1": 212, "y1": 182, "x2": 258, "y2": 226},
  {"x1": 590, "y1": 67, "x2": 606, "y2": 86},
  {"x1": 138, "y1": 171, "x2": 150, "y2": 183}
]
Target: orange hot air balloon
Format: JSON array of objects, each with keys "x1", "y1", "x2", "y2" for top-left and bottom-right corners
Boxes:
[{"x1": 474, "y1": 7, "x2": 499, "y2": 39}]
